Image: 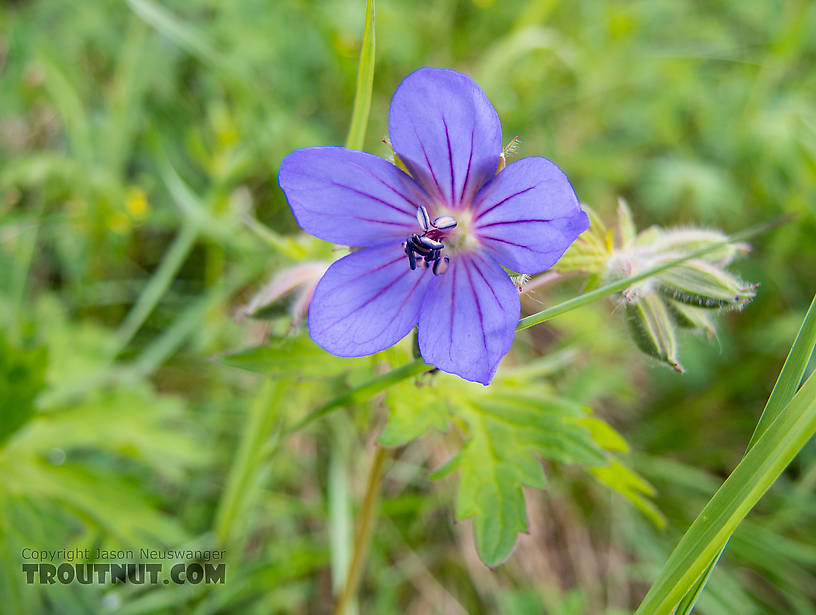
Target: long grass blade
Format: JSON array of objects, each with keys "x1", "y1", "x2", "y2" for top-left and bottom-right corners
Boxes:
[
  {"x1": 345, "y1": 0, "x2": 375, "y2": 151},
  {"x1": 675, "y1": 292, "x2": 816, "y2": 614},
  {"x1": 636, "y1": 331, "x2": 816, "y2": 614}
]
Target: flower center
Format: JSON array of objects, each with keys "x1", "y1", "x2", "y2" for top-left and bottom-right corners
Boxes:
[{"x1": 403, "y1": 206, "x2": 457, "y2": 275}]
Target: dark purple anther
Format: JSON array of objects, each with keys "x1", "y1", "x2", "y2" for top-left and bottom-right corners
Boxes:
[
  {"x1": 410, "y1": 235, "x2": 433, "y2": 255},
  {"x1": 407, "y1": 246, "x2": 417, "y2": 270},
  {"x1": 432, "y1": 216, "x2": 457, "y2": 231},
  {"x1": 416, "y1": 205, "x2": 431, "y2": 232},
  {"x1": 432, "y1": 255, "x2": 450, "y2": 275},
  {"x1": 417, "y1": 235, "x2": 444, "y2": 251}
]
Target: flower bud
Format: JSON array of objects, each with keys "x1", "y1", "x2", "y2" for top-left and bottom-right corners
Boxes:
[
  {"x1": 626, "y1": 292, "x2": 684, "y2": 373},
  {"x1": 656, "y1": 259, "x2": 757, "y2": 310},
  {"x1": 562, "y1": 198, "x2": 756, "y2": 370},
  {"x1": 648, "y1": 228, "x2": 750, "y2": 266},
  {"x1": 239, "y1": 262, "x2": 328, "y2": 325}
]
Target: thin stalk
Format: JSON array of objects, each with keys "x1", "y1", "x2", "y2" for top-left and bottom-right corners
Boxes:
[
  {"x1": 332, "y1": 446, "x2": 389, "y2": 615},
  {"x1": 287, "y1": 358, "x2": 427, "y2": 434}
]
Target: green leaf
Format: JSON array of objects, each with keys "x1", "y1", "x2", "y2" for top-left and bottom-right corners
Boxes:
[
  {"x1": 575, "y1": 416, "x2": 629, "y2": 453},
  {"x1": 378, "y1": 377, "x2": 449, "y2": 447},
  {"x1": 590, "y1": 459, "x2": 665, "y2": 529},
  {"x1": 221, "y1": 335, "x2": 366, "y2": 379},
  {"x1": 0, "y1": 336, "x2": 47, "y2": 446},
  {"x1": 674, "y1": 293, "x2": 816, "y2": 614},
  {"x1": 448, "y1": 391, "x2": 605, "y2": 567}
]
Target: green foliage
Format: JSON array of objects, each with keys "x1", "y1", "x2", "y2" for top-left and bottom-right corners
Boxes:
[
  {"x1": 222, "y1": 335, "x2": 367, "y2": 379},
  {"x1": 379, "y1": 377, "x2": 449, "y2": 448},
  {"x1": 1, "y1": 0, "x2": 815, "y2": 612},
  {"x1": 379, "y1": 370, "x2": 657, "y2": 568},
  {"x1": 0, "y1": 335, "x2": 47, "y2": 444}
]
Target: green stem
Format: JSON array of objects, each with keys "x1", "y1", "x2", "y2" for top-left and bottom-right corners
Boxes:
[
  {"x1": 287, "y1": 359, "x2": 428, "y2": 434},
  {"x1": 332, "y1": 446, "x2": 389, "y2": 615}
]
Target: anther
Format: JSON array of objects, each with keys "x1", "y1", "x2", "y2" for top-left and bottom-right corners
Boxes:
[
  {"x1": 417, "y1": 206, "x2": 431, "y2": 232},
  {"x1": 432, "y1": 255, "x2": 450, "y2": 276},
  {"x1": 410, "y1": 235, "x2": 433, "y2": 255},
  {"x1": 416, "y1": 235, "x2": 444, "y2": 251},
  {"x1": 406, "y1": 247, "x2": 417, "y2": 270},
  {"x1": 432, "y1": 216, "x2": 457, "y2": 231}
]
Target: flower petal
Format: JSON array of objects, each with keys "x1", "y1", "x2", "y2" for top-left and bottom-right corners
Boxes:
[
  {"x1": 418, "y1": 253, "x2": 519, "y2": 385},
  {"x1": 308, "y1": 244, "x2": 433, "y2": 357},
  {"x1": 279, "y1": 146, "x2": 428, "y2": 246},
  {"x1": 472, "y1": 157, "x2": 589, "y2": 274},
  {"x1": 388, "y1": 67, "x2": 502, "y2": 209}
]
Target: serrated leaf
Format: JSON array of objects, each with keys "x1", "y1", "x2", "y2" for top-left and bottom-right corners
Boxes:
[
  {"x1": 575, "y1": 417, "x2": 629, "y2": 453},
  {"x1": 590, "y1": 459, "x2": 666, "y2": 529},
  {"x1": 378, "y1": 379, "x2": 449, "y2": 447},
  {"x1": 448, "y1": 391, "x2": 605, "y2": 567}
]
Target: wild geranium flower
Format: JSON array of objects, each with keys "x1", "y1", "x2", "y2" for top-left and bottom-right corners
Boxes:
[{"x1": 278, "y1": 67, "x2": 588, "y2": 384}]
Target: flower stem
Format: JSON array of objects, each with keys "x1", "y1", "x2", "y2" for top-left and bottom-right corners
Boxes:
[{"x1": 332, "y1": 446, "x2": 390, "y2": 615}]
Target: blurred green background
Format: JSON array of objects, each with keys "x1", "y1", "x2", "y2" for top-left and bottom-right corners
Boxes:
[{"x1": 1, "y1": 0, "x2": 815, "y2": 613}]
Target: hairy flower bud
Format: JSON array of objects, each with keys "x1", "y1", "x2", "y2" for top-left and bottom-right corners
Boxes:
[
  {"x1": 626, "y1": 292, "x2": 684, "y2": 373},
  {"x1": 239, "y1": 262, "x2": 329, "y2": 326},
  {"x1": 558, "y1": 198, "x2": 756, "y2": 370}
]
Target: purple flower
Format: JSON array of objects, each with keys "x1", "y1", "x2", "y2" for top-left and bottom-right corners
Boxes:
[{"x1": 278, "y1": 67, "x2": 588, "y2": 384}]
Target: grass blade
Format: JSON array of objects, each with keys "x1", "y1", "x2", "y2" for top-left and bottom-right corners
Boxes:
[
  {"x1": 345, "y1": 0, "x2": 375, "y2": 151},
  {"x1": 675, "y1": 292, "x2": 816, "y2": 614},
  {"x1": 635, "y1": 362, "x2": 816, "y2": 614}
]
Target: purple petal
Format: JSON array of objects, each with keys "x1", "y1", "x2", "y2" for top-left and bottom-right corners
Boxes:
[
  {"x1": 388, "y1": 67, "x2": 502, "y2": 209},
  {"x1": 279, "y1": 146, "x2": 429, "y2": 246},
  {"x1": 472, "y1": 157, "x2": 589, "y2": 274},
  {"x1": 418, "y1": 253, "x2": 519, "y2": 385},
  {"x1": 308, "y1": 244, "x2": 433, "y2": 357}
]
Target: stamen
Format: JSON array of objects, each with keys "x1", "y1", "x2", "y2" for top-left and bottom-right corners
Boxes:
[
  {"x1": 432, "y1": 216, "x2": 457, "y2": 231},
  {"x1": 416, "y1": 235, "x2": 444, "y2": 251},
  {"x1": 402, "y1": 212, "x2": 457, "y2": 274},
  {"x1": 432, "y1": 255, "x2": 450, "y2": 275},
  {"x1": 404, "y1": 242, "x2": 417, "y2": 270},
  {"x1": 410, "y1": 235, "x2": 433, "y2": 255},
  {"x1": 417, "y1": 205, "x2": 431, "y2": 232}
]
